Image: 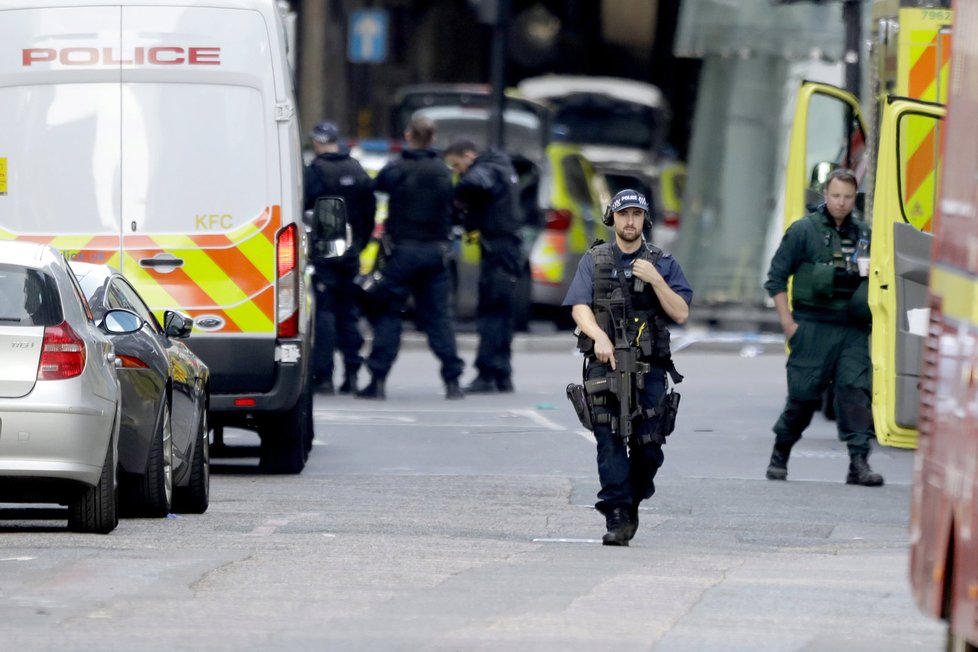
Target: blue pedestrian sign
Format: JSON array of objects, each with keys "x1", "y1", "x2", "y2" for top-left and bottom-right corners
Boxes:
[{"x1": 348, "y1": 9, "x2": 388, "y2": 64}]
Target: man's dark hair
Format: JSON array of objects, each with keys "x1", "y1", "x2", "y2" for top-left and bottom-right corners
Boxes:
[
  {"x1": 825, "y1": 168, "x2": 858, "y2": 190},
  {"x1": 406, "y1": 116, "x2": 436, "y2": 148},
  {"x1": 443, "y1": 139, "x2": 480, "y2": 158}
]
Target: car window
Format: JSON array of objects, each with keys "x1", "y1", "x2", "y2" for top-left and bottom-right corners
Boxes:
[
  {"x1": 0, "y1": 265, "x2": 63, "y2": 326},
  {"x1": 561, "y1": 154, "x2": 595, "y2": 206},
  {"x1": 107, "y1": 278, "x2": 162, "y2": 334},
  {"x1": 552, "y1": 97, "x2": 658, "y2": 150}
]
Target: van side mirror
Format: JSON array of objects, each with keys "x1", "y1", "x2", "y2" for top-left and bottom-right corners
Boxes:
[
  {"x1": 163, "y1": 310, "x2": 194, "y2": 339},
  {"x1": 311, "y1": 196, "x2": 351, "y2": 258}
]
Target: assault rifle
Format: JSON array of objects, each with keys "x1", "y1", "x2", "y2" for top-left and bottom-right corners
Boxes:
[{"x1": 583, "y1": 287, "x2": 651, "y2": 440}]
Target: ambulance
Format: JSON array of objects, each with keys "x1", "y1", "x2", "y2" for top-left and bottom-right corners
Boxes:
[
  {"x1": 783, "y1": 2, "x2": 951, "y2": 449},
  {"x1": 0, "y1": 0, "x2": 314, "y2": 473}
]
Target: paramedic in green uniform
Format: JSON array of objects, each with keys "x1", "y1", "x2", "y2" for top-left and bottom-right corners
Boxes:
[{"x1": 764, "y1": 168, "x2": 883, "y2": 486}]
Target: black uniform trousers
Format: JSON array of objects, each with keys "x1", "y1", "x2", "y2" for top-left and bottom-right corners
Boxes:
[
  {"x1": 474, "y1": 235, "x2": 522, "y2": 381},
  {"x1": 313, "y1": 254, "x2": 363, "y2": 384},
  {"x1": 773, "y1": 319, "x2": 874, "y2": 455},
  {"x1": 363, "y1": 240, "x2": 464, "y2": 384},
  {"x1": 586, "y1": 360, "x2": 666, "y2": 516}
]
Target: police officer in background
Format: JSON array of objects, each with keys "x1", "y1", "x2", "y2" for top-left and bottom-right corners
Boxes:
[
  {"x1": 444, "y1": 140, "x2": 522, "y2": 393},
  {"x1": 563, "y1": 189, "x2": 692, "y2": 546},
  {"x1": 355, "y1": 116, "x2": 465, "y2": 401},
  {"x1": 764, "y1": 167, "x2": 883, "y2": 486},
  {"x1": 304, "y1": 121, "x2": 376, "y2": 394}
]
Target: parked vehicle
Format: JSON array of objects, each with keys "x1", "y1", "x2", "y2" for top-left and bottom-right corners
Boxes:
[
  {"x1": 71, "y1": 263, "x2": 210, "y2": 517},
  {"x1": 0, "y1": 0, "x2": 314, "y2": 474},
  {"x1": 0, "y1": 242, "x2": 138, "y2": 533},
  {"x1": 516, "y1": 75, "x2": 681, "y2": 248}
]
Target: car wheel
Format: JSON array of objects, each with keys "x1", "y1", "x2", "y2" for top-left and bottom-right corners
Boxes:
[
  {"x1": 258, "y1": 382, "x2": 310, "y2": 474},
  {"x1": 137, "y1": 399, "x2": 173, "y2": 517},
  {"x1": 173, "y1": 407, "x2": 210, "y2": 514},
  {"x1": 68, "y1": 437, "x2": 118, "y2": 534}
]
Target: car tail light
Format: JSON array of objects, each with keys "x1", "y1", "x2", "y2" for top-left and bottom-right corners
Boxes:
[
  {"x1": 38, "y1": 321, "x2": 86, "y2": 380},
  {"x1": 276, "y1": 223, "x2": 299, "y2": 338},
  {"x1": 544, "y1": 209, "x2": 573, "y2": 231},
  {"x1": 663, "y1": 210, "x2": 681, "y2": 228}
]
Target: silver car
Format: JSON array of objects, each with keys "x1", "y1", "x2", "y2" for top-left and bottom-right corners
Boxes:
[{"x1": 0, "y1": 241, "x2": 138, "y2": 533}]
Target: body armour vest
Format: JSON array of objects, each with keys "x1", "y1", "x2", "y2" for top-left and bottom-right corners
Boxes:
[
  {"x1": 791, "y1": 212, "x2": 870, "y2": 321},
  {"x1": 588, "y1": 241, "x2": 682, "y2": 382}
]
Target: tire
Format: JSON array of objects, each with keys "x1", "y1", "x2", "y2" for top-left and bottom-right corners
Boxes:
[
  {"x1": 136, "y1": 399, "x2": 173, "y2": 517},
  {"x1": 258, "y1": 383, "x2": 310, "y2": 474},
  {"x1": 68, "y1": 437, "x2": 118, "y2": 534},
  {"x1": 173, "y1": 407, "x2": 210, "y2": 514}
]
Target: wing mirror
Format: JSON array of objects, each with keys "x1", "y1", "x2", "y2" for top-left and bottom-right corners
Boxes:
[
  {"x1": 100, "y1": 308, "x2": 144, "y2": 334},
  {"x1": 310, "y1": 196, "x2": 352, "y2": 259},
  {"x1": 163, "y1": 310, "x2": 194, "y2": 339}
]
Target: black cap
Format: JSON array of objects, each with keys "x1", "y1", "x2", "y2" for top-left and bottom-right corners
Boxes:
[{"x1": 610, "y1": 189, "x2": 649, "y2": 213}]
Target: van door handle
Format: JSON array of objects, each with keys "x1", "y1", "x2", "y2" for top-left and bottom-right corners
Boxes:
[{"x1": 139, "y1": 254, "x2": 185, "y2": 272}]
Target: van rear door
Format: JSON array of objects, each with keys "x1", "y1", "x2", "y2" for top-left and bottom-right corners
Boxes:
[
  {"x1": 117, "y1": 6, "x2": 277, "y2": 339},
  {"x1": 0, "y1": 6, "x2": 122, "y2": 249}
]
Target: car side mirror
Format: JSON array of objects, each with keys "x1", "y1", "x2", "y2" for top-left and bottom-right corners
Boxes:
[
  {"x1": 100, "y1": 308, "x2": 143, "y2": 334},
  {"x1": 311, "y1": 196, "x2": 351, "y2": 258},
  {"x1": 163, "y1": 310, "x2": 194, "y2": 339}
]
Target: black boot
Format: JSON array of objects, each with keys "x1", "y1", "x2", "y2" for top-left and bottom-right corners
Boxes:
[
  {"x1": 625, "y1": 504, "x2": 639, "y2": 541},
  {"x1": 766, "y1": 443, "x2": 791, "y2": 480},
  {"x1": 338, "y1": 368, "x2": 358, "y2": 394},
  {"x1": 313, "y1": 377, "x2": 335, "y2": 395},
  {"x1": 496, "y1": 377, "x2": 514, "y2": 393},
  {"x1": 464, "y1": 375, "x2": 497, "y2": 393},
  {"x1": 355, "y1": 377, "x2": 386, "y2": 400},
  {"x1": 602, "y1": 506, "x2": 632, "y2": 547},
  {"x1": 445, "y1": 380, "x2": 464, "y2": 400},
  {"x1": 846, "y1": 453, "x2": 884, "y2": 486}
]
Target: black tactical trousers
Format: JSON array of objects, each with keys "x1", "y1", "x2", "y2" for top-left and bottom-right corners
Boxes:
[
  {"x1": 773, "y1": 320, "x2": 874, "y2": 455},
  {"x1": 587, "y1": 361, "x2": 666, "y2": 515},
  {"x1": 313, "y1": 254, "x2": 363, "y2": 383},
  {"x1": 363, "y1": 241, "x2": 464, "y2": 384},
  {"x1": 474, "y1": 236, "x2": 522, "y2": 381}
]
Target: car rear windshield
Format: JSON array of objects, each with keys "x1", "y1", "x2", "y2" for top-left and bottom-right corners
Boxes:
[
  {"x1": 0, "y1": 266, "x2": 62, "y2": 326},
  {"x1": 552, "y1": 96, "x2": 659, "y2": 150}
]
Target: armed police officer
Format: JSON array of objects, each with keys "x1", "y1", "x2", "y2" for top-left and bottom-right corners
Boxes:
[
  {"x1": 355, "y1": 116, "x2": 465, "y2": 401},
  {"x1": 764, "y1": 168, "x2": 883, "y2": 486},
  {"x1": 303, "y1": 121, "x2": 376, "y2": 394},
  {"x1": 444, "y1": 140, "x2": 522, "y2": 393},
  {"x1": 563, "y1": 189, "x2": 692, "y2": 546}
]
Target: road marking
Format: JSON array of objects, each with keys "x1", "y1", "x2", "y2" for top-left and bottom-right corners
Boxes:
[
  {"x1": 511, "y1": 409, "x2": 565, "y2": 431},
  {"x1": 0, "y1": 556, "x2": 35, "y2": 561},
  {"x1": 576, "y1": 429, "x2": 596, "y2": 443},
  {"x1": 247, "y1": 513, "x2": 319, "y2": 536},
  {"x1": 532, "y1": 538, "x2": 602, "y2": 544}
]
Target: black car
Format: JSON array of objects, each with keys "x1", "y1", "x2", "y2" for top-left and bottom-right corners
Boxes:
[{"x1": 71, "y1": 263, "x2": 210, "y2": 517}]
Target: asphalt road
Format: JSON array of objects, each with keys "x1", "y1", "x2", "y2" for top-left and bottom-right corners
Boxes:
[{"x1": 0, "y1": 330, "x2": 947, "y2": 651}]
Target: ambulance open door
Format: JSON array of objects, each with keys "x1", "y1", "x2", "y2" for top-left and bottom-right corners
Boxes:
[
  {"x1": 869, "y1": 97, "x2": 945, "y2": 449},
  {"x1": 783, "y1": 82, "x2": 867, "y2": 232}
]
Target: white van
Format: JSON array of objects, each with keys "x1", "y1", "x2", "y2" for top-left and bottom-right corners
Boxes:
[{"x1": 0, "y1": 0, "x2": 314, "y2": 473}]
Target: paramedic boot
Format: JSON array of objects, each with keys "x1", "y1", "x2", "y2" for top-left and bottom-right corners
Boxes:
[
  {"x1": 464, "y1": 374, "x2": 497, "y2": 394},
  {"x1": 356, "y1": 376, "x2": 386, "y2": 400},
  {"x1": 602, "y1": 507, "x2": 632, "y2": 547},
  {"x1": 766, "y1": 442, "x2": 792, "y2": 481},
  {"x1": 846, "y1": 453, "x2": 884, "y2": 487}
]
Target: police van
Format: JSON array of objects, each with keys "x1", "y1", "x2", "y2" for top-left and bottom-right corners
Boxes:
[{"x1": 0, "y1": 0, "x2": 315, "y2": 473}]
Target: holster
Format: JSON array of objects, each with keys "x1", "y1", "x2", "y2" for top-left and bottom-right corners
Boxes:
[
  {"x1": 565, "y1": 383, "x2": 593, "y2": 430},
  {"x1": 654, "y1": 389, "x2": 681, "y2": 438}
]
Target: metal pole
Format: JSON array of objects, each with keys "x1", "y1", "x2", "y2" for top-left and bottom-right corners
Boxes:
[{"x1": 487, "y1": 0, "x2": 510, "y2": 149}]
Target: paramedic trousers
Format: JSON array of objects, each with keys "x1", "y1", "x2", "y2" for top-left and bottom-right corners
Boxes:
[
  {"x1": 474, "y1": 235, "x2": 522, "y2": 382},
  {"x1": 773, "y1": 319, "x2": 874, "y2": 456},
  {"x1": 363, "y1": 240, "x2": 464, "y2": 384},
  {"x1": 587, "y1": 360, "x2": 666, "y2": 516},
  {"x1": 313, "y1": 254, "x2": 363, "y2": 384}
]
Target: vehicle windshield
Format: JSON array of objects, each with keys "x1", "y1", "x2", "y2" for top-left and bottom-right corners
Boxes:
[
  {"x1": 551, "y1": 94, "x2": 659, "y2": 150},
  {"x1": 0, "y1": 266, "x2": 62, "y2": 326},
  {"x1": 413, "y1": 106, "x2": 546, "y2": 162}
]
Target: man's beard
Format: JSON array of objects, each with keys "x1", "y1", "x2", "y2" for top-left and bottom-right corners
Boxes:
[{"x1": 617, "y1": 226, "x2": 642, "y2": 243}]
